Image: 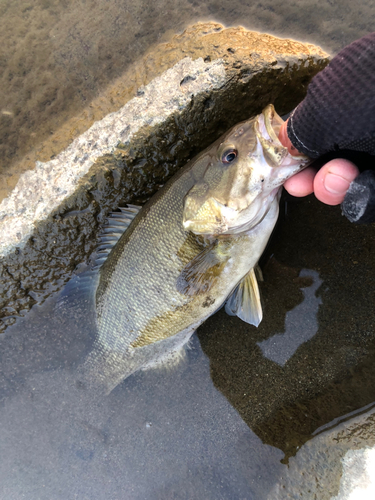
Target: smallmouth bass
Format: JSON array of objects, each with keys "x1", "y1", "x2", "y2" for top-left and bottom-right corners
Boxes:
[{"x1": 64, "y1": 105, "x2": 309, "y2": 392}]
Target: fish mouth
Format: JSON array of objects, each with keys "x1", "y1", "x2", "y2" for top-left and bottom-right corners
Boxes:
[
  {"x1": 183, "y1": 105, "x2": 311, "y2": 237},
  {"x1": 183, "y1": 218, "x2": 228, "y2": 235}
]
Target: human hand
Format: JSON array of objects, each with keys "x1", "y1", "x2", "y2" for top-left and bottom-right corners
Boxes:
[{"x1": 279, "y1": 120, "x2": 359, "y2": 205}]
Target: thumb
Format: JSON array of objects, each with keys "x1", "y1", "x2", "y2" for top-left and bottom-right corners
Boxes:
[{"x1": 313, "y1": 159, "x2": 359, "y2": 205}]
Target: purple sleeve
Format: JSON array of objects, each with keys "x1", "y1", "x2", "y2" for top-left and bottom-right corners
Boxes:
[{"x1": 287, "y1": 33, "x2": 375, "y2": 159}]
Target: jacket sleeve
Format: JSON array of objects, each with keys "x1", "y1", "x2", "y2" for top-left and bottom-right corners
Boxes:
[{"x1": 287, "y1": 32, "x2": 375, "y2": 159}]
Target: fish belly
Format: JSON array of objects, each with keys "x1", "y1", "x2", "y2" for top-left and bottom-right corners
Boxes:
[{"x1": 82, "y1": 169, "x2": 280, "y2": 393}]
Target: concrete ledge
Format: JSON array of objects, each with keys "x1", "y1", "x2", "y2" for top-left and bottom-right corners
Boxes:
[
  {"x1": 269, "y1": 405, "x2": 375, "y2": 498},
  {"x1": 0, "y1": 57, "x2": 227, "y2": 255},
  {"x1": 0, "y1": 23, "x2": 329, "y2": 331}
]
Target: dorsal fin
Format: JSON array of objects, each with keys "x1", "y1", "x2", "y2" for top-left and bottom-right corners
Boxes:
[
  {"x1": 93, "y1": 205, "x2": 141, "y2": 270},
  {"x1": 56, "y1": 204, "x2": 141, "y2": 313}
]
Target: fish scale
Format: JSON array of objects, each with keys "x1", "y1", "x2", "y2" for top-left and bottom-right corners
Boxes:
[
  {"x1": 95, "y1": 156, "x2": 214, "y2": 349},
  {"x1": 76, "y1": 105, "x2": 309, "y2": 392}
]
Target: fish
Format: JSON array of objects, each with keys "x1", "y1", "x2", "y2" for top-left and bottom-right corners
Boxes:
[{"x1": 62, "y1": 104, "x2": 309, "y2": 393}]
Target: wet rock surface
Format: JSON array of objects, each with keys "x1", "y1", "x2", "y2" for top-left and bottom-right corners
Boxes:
[
  {"x1": 0, "y1": 24, "x2": 329, "y2": 332},
  {"x1": 0, "y1": 22, "x2": 329, "y2": 203},
  {"x1": 268, "y1": 405, "x2": 375, "y2": 499},
  {"x1": 2, "y1": 0, "x2": 371, "y2": 201}
]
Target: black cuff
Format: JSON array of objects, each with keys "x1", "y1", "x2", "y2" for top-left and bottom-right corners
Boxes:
[{"x1": 341, "y1": 170, "x2": 375, "y2": 223}]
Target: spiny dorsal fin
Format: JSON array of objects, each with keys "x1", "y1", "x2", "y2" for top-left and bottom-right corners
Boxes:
[
  {"x1": 93, "y1": 205, "x2": 142, "y2": 270},
  {"x1": 56, "y1": 204, "x2": 142, "y2": 312},
  {"x1": 225, "y1": 267, "x2": 263, "y2": 327}
]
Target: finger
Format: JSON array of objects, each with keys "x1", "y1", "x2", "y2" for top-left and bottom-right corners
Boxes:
[
  {"x1": 313, "y1": 159, "x2": 360, "y2": 205},
  {"x1": 284, "y1": 166, "x2": 316, "y2": 197}
]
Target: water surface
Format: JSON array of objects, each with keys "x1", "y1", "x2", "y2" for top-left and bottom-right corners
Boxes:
[
  {"x1": 2, "y1": 193, "x2": 375, "y2": 498},
  {"x1": 1, "y1": 1, "x2": 375, "y2": 498}
]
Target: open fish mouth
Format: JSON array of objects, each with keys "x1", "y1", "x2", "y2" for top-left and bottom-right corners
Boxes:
[{"x1": 182, "y1": 105, "x2": 311, "y2": 237}]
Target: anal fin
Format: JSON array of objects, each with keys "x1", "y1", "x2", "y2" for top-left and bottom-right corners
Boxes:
[{"x1": 225, "y1": 267, "x2": 263, "y2": 327}]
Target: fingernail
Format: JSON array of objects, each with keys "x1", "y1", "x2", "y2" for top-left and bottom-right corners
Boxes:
[{"x1": 324, "y1": 173, "x2": 351, "y2": 194}]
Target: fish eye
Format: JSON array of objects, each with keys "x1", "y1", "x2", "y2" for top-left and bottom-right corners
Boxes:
[{"x1": 221, "y1": 148, "x2": 238, "y2": 164}]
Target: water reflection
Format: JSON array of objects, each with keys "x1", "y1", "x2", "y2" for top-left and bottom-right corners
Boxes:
[{"x1": 257, "y1": 269, "x2": 322, "y2": 366}]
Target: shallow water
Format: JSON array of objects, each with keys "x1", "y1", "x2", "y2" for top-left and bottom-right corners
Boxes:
[
  {"x1": 2, "y1": 192, "x2": 375, "y2": 498},
  {"x1": 1, "y1": 1, "x2": 375, "y2": 498},
  {"x1": 1, "y1": 300, "x2": 285, "y2": 499}
]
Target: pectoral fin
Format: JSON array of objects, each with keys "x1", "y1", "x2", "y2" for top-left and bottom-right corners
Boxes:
[
  {"x1": 176, "y1": 241, "x2": 231, "y2": 296},
  {"x1": 225, "y1": 268, "x2": 263, "y2": 327}
]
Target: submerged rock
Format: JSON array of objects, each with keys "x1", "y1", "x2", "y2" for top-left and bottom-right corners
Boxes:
[{"x1": 0, "y1": 22, "x2": 329, "y2": 331}]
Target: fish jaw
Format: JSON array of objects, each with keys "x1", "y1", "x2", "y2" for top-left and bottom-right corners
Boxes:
[
  {"x1": 183, "y1": 197, "x2": 232, "y2": 234},
  {"x1": 182, "y1": 104, "x2": 310, "y2": 237},
  {"x1": 182, "y1": 188, "x2": 280, "y2": 236}
]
